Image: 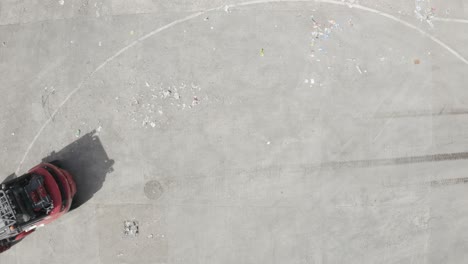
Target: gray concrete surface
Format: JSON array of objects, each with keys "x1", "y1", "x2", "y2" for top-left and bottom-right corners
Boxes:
[{"x1": 1, "y1": 0, "x2": 468, "y2": 263}]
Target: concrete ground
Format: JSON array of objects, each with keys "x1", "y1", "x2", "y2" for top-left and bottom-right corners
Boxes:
[{"x1": 1, "y1": 0, "x2": 468, "y2": 263}]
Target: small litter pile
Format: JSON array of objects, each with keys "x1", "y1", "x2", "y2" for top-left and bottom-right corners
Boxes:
[
  {"x1": 310, "y1": 16, "x2": 341, "y2": 56},
  {"x1": 414, "y1": 0, "x2": 435, "y2": 27},
  {"x1": 122, "y1": 79, "x2": 208, "y2": 128},
  {"x1": 123, "y1": 220, "x2": 139, "y2": 237}
]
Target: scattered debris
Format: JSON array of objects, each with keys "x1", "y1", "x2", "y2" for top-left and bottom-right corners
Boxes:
[
  {"x1": 355, "y1": 65, "x2": 363, "y2": 74},
  {"x1": 414, "y1": 0, "x2": 435, "y2": 27},
  {"x1": 123, "y1": 220, "x2": 139, "y2": 237},
  {"x1": 75, "y1": 129, "x2": 81, "y2": 138},
  {"x1": 266, "y1": 141, "x2": 271, "y2": 145},
  {"x1": 162, "y1": 90, "x2": 171, "y2": 98},
  {"x1": 224, "y1": 5, "x2": 231, "y2": 13},
  {"x1": 192, "y1": 96, "x2": 200, "y2": 106},
  {"x1": 260, "y1": 48, "x2": 265, "y2": 57},
  {"x1": 11, "y1": 132, "x2": 15, "y2": 136},
  {"x1": 204, "y1": 17, "x2": 209, "y2": 21},
  {"x1": 98, "y1": 41, "x2": 102, "y2": 47},
  {"x1": 147, "y1": 234, "x2": 154, "y2": 239},
  {"x1": 343, "y1": 0, "x2": 358, "y2": 8},
  {"x1": 210, "y1": 26, "x2": 214, "y2": 30},
  {"x1": 311, "y1": 16, "x2": 340, "y2": 40},
  {"x1": 121, "y1": 79, "x2": 207, "y2": 128},
  {"x1": 305, "y1": 78, "x2": 316, "y2": 87},
  {"x1": 58, "y1": 0, "x2": 64, "y2": 5},
  {"x1": 310, "y1": 16, "x2": 341, "y2": 57},
  {"x1": 142, "y1": 116, "x2": 150, "y2": 127}
]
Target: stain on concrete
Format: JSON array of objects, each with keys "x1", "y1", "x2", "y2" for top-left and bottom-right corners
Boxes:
[
  {"x1": 321, "y1": 152, "x2": 468, "y2": 169},
  {"x1": 430, "y1": 177, "x2": 468, "y2": 187},
  {"x1": 374, "y1": 108, "x2": 468, "y2": 118},
  {"x1": 144, "y1": 180, "x2": 164, "y2": 200}
]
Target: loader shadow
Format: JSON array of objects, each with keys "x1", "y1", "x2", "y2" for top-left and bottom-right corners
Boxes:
[{"x1": 42, "y1": 130, "x2": 114, "y2": 209}]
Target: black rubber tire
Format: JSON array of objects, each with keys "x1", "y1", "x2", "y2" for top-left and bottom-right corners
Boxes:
[
  {"x1": 8, "y1": 238, "x2": 22, "y2": 247},
  {"x1": 0, "y1": 244, "x2": 11, "y2": 254},
  {"x1": 0, "y1": 238, "x2": 19, "y2": 253}
]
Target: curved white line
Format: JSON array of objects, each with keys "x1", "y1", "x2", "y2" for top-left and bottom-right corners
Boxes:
[
  {"x1": 433, "y1": 17, "x2": 468, "y2": 24},
  {"x1": 16, "y1": 0, "x2": 468, "y2": 173}
]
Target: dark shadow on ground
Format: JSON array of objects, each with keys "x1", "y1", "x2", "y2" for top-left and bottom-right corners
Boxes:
[
  {"x1": 42, "y1": 130, "x2": 114, "y2": 209},
  {"x1": 1, "y1": 131, "x2": 114, "y2": 209}
]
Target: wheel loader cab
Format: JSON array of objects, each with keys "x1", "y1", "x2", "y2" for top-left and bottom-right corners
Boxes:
[{"x1": 0, "y1": 173, "x2": 58, "y2": 240}]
